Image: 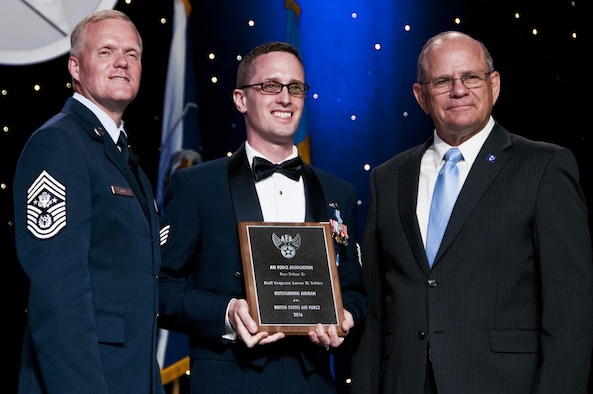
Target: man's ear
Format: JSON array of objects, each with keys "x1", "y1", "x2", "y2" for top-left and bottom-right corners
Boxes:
[
  {"x1": 412, "y1": 83, "x2": 429, "y2": 115},
  {"x1": 232, "y1": 89, "x2": 247, "y2": 113},
  {"x1": 489, "y1": 70, "x2": 501, "y2": 106},
  {"x1": 68, "y1": 56, "x2": 79, "y2": 83}
]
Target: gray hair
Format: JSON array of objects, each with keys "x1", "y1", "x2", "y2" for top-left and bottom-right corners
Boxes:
[{"x1": 416, "y1": 31, "x2": 494, "y2": 82}]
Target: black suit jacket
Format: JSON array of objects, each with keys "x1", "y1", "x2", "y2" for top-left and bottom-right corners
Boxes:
[
  {"x1": 158, "y1": 143, "x2": 366, "y2": 393},
  {"x1": 352, "y1": 123, "x2": 593, "y2": 393}
]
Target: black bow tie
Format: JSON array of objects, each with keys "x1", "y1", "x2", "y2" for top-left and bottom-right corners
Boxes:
[{"x1": 252, "y1": 156, "x2": 303, "y2": 182}]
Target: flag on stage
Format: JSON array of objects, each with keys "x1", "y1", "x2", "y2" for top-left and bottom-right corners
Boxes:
[
  {"x1": 155, "y1": 0, "x2": 201, "y2": 212},
  {"x1": 156, "y1": 0, "x2": 196, "y2": 384},
  {"x1": 284, "y1": 0, "x2": 311, "y2": 164},
  {"x1": 157, "y1": 328, "x2": 189, "y2": 385}
]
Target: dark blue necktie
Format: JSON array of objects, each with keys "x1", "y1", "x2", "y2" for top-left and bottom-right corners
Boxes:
[
  {"x1": 252, "y1": 156, "x2": 303, "y2": 182},
  {"x1": 117, "y1": 130, "x2": 131, "y2": 165},
  {"x1": 426, "y1": 147, "x2": 463, "y2": 267},
  {"x1": 117, "y1": 130, "x2": 139, "y2": 171}
]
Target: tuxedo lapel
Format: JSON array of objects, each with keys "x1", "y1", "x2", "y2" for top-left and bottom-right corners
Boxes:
[
  {"x1": 228, "y1": 144, "x2": 326, "y2": 223},
  {"x1": 301, "y1": 164, "x2": 326, "y2": 222},
  {"x1": 229, "y1": 144, "x2": 264, "y2": 222}
]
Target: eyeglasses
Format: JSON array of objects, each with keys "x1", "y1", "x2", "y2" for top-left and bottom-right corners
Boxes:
[
  {"x1": 419, "y1": 71, "x2": 493, "y2": 94},
  {"x1": 239, "y1": 80, "x2": 310, "y2": 96}
]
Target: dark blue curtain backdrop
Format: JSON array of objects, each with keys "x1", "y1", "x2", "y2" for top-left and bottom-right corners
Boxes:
[
  {"x1": 187, "y1": 0, "x2": 463, "y2": 240},
  {"x1": 181, "y1": 0, "x2": 592, "y2": 241}
]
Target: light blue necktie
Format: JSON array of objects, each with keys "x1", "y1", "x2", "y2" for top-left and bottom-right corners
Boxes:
[{"x1": 426, "y1": 147, "x2": 463, "y2": 267}]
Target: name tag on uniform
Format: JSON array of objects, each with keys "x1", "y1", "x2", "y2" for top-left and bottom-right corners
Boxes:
[{"x1": 111, "y1": 185, "x2": 134, "y2": 197}]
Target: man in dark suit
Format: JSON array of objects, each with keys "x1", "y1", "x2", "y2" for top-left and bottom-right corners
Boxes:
[
  {"x1": 157, "y1": 41, "x2": 367, "y2": 393},
  {"x1": 13, "y1": 10, "x2": 164, "y2": 393},
  {"x1": 351, "y1": 30, "x2": 593, "y2": 393}
]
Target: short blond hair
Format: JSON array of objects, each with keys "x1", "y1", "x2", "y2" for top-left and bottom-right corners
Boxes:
[{"x1": 70, "y1": 9, "x2": 142, "y2": 58}]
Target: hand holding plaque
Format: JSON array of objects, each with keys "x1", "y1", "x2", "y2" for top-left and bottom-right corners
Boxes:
[{"x1": 238, "y1": 222, "x2": 346, "y2": 336}]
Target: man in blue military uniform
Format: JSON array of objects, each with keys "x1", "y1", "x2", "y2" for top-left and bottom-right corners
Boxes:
[{"x1": 13, "y1": 10, "x2": 164, "y2": 394}]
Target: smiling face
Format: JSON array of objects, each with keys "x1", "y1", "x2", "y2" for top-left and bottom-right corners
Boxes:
[
  {"x1": 233, "y1": 50, "x2": 306, "y2": 157},
  {"x1": 68, "y1": 17, "x2": 142, "y2": 123},
  {"x1": 412, "y1": 33, "x2": 500, "y2": 145}
]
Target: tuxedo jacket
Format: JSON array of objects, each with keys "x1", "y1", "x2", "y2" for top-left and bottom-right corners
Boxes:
[
  {"x1": 158, "y1": 143, "x2": 367, "y2": 393},
  {"x1": 351, "y1": 123, "x2": 593, "y2": 393},
  {"x1": 13, "y1": 98, "x2": 164, "y2": 394}
]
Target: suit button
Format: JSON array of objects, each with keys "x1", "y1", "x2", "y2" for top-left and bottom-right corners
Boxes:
[
  {"x1": 418, "y1": 331, "x2": 425, "y2": 340},
  {"x1": 234, "y1": 271, "x2": 242, "y2": 279},
  {"x1": 427, "y1": 279, "x2": 437, "y2": 288}
]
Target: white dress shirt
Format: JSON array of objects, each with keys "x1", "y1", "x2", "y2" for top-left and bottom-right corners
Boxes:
[{"x1": 245, "y1": 142, "x2": 306, "y2": 222}]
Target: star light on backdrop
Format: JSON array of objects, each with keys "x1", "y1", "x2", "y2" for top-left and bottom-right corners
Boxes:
[{"x1": 1, "y1": 0, "x2": 591, "y2": 392}]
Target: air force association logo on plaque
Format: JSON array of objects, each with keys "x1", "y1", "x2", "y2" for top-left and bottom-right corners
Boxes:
[{"x1": 272, "y1": 232, "x2": 302, "y2": 259}]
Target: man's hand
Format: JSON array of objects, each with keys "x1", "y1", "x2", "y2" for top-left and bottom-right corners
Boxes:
[
  {"x1": 227, "y1": 298, "x2": 285, "y2": 348},
  {"x1": 307, "y1": 309, "x2": 354, "y2": 348}
]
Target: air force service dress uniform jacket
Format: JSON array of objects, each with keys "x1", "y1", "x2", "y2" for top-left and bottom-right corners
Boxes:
[
  {"x1": 13, "y1": 98, "x2": 164, "y2": 394},
  {"x1": 158, "y1": 143, "x2": 367, "y2": 393}
]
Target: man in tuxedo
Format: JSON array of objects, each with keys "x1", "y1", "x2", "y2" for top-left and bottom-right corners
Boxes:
[
  {"x1": 351, "y1": 31, "x2": 593, "y2": 393},
  {"x1": 13, "y1": 10, "x2": 164, "y2": 394},
  {"x1": 157, "y1": 41, "x2": 367, "y2": 393}
]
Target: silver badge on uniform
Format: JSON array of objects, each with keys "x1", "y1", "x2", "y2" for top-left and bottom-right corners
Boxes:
[
  {"x1": 160, "y1": 224, "x2": 171, "y2": 246},
  {"x1": 26, "y1": 170, "x2": 66, "y2": 239}
]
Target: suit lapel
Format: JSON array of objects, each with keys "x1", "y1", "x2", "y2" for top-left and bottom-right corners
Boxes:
[
  {"x1": 434, "y1": 124, "x2": 511, "y2": 266},
  {"x1": 399, "y1": 143, "x2": 433, "y2": 272}
]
